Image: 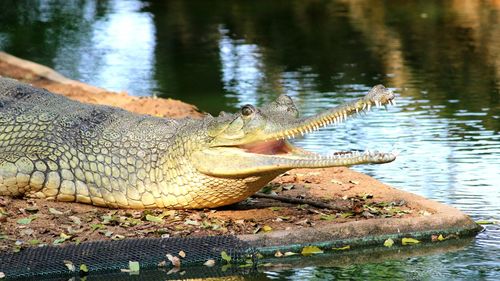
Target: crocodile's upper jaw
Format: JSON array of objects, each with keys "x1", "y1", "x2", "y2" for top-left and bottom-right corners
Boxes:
[{"x1": 191, "y1": 85, "x2": 397, "y2": 177}]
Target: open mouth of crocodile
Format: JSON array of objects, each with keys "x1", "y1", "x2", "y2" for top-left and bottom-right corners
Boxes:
[
  {"x1": 193, "y1": 85, "x2": 397, "y2": 177},
  {"x1": 239, "y1": 139, "x2": 292, "y2": 155},
  {"x1": 236, "y1": 131, "x2": 394, "y2": 162}
]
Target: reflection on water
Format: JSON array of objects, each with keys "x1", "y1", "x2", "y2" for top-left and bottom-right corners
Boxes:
[
  {"x1": 0, "y1": 0, "x2": 499, "y2": 280},
  {"x1": 0, "y1": 0, "x2": 157, "y2": 95},
  {"x1": 85, "y1": 0, "x2": 157, "y2": 95},
  {"x1": 218, "y1": 27, "x2": 265, "y2": 108}
]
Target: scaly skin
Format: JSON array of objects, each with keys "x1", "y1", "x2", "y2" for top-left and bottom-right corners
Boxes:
[{"x1": 0, "y1": 77, "x2": 396, "y2": 209}]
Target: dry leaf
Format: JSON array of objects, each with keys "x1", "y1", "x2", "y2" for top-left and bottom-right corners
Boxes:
[
  {"x1": 476, "y1": 220, "x2": 496, "y2": 225},
  {"x1": 221, "y1": 251, "x2": 231, "y2": 263},
  {"x1": 120, "y1": 261, "x2": 140, "y2": 273},
  {"x1": 16, "y1": 217, "x2": 34, "y2": 225},
  {"x1": 204, "y1": 259, "x2": 216, "y2": 267},
  {"x1": 301, "y1": 246, "x2": 323, "y2": 256},
  {"x1": 49, "y1": 208, "x2": 64, "y2": 215},
  {"x1": 112, "y1": 234, "x2": 125, "y2": 240},
  {"x1": 178, "y1": 250, "x2": 186, "y2": 258},
  {"x1": 145, "y1": 214, "x2": 163, "y2": 223},
  {"x1": 25, "y1": 205, "x2": 39, "y2": 212},
  {"x1": 262, "y1": 225, "x2": 273, "y2": 232},
  {"x1": 167, "y1": 267, "x2": 180, "y2": 274},
  {"x1": 401, "y1": 237, "x2": 420, "y2": 245},
  {"x1": 79, "y1": 264, "x2": 89, "y2": 273},
  {"x1": 166, "y1": 254, "x2": 181, "y2": 267},
  {"x1": 332, "y1": 245, "x2": 350, "y2": 251},
  {"x1": 384, "y1": 238, "x2": 394, "y2": 247},
  {"x1": 68, "y1": 216, "x2": 81, "y2": 225},
  {"x1": 63, "y1": 260, "x2": 75, "y2": 272},
  {"x1": 184, "y1": 219, "x2": 200, "y2": 226},
  {"x1": 320, "y1": 214, "x2": 335, "y2": 221}
]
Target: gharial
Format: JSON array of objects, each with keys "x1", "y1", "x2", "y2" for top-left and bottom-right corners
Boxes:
[{"x1": 0, "y1": 77, "x2": 396, "y2": 209}]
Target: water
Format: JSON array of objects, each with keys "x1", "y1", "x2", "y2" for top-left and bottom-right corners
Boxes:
[{"x1": 1, "y1": 0, "x2": 499, "y2": 279}]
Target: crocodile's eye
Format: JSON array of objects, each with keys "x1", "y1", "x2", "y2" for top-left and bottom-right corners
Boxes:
[{"x1": 241, "y1": 104, "x2": 255, "y2": 116}]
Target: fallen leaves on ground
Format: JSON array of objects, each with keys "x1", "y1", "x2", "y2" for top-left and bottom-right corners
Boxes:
[
  {"x1": 121, "y1": 261, "x2": 140, "y2": 273},
  {"x1": 54, "y1": 232, "x2": 72, "y2": 244},
  {"x1": 301, "y1": 246, "x2": 324, "y2": 256},
  {"x1": 431, "y1": 233, "x2": 459, "y2": 242},
  {"x1": 203, "y1": 259, "x2": 216, "y2": 267},
  {"x1": 63, "y1": 260, "x2": 75, "y2": 272},
  {"x1": 262, "y1": 225, "x2": 273, "y2": 232},
  {"x1": 0, "y1": 189, "x2": 418, "y2": 253},
  {"x1": 166, "y1": 254, "x2": 181, "y2": 267},
  {"x1": 16, "y1": 216, "x2": 35, "y2": 225},
  {"x1": 145, "y1": 214, "x2": 163, "y2": 223},
  {"x1": 401, "y1": 237, "x2": 420, "y2": 245},
  {"x1": 79, "y1": 264, "x2": 89, "y2": 273},
  {"x1": 476, "y1": 220, "x2": 497, "y2": 225},
  {"x1": 48, "y1": 208, "x2": 64, "y2": 216},
  {"x1": 332, "y1": 245, "x2": 350, "y2": 251},
  {"x1": 221, "y1": 251, "x2": 232, "y2": 263},
  {"x1": 384, "y1": 238, "x2": 394, "y2": 247}
]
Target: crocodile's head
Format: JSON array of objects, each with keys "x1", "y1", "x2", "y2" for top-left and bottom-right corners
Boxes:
[{"x1": 192, "y1": 85, "x2": 397, "y2": 177}]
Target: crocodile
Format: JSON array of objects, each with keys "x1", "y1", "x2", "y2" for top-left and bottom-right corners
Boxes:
[{"x1": 0, "y1": 77, "x2": 396, "y2": 209}]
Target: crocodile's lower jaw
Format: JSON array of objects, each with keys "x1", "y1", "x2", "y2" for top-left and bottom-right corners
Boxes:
[{"x1": 191, "y1": 139, "x2": 396, "y2": 178}]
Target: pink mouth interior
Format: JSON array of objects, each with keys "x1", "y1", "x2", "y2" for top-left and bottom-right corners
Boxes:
[{"x1": 239, "y1": 139, "x2": 292, "y2": 155}]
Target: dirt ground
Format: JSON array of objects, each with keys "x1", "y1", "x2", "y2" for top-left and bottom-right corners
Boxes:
[{"x1": 0, "y1": 53, "x2": 429, "y2": 253}]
